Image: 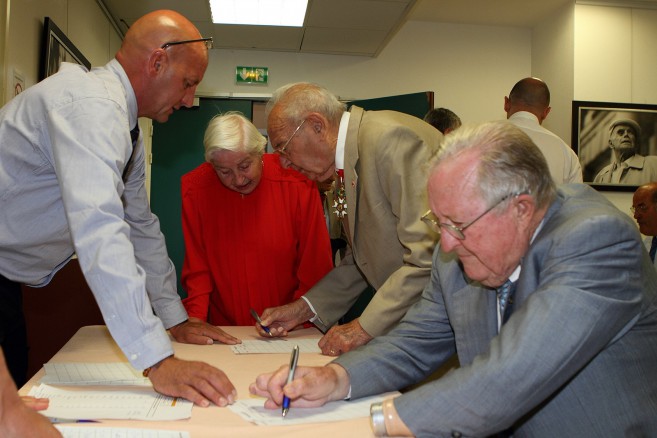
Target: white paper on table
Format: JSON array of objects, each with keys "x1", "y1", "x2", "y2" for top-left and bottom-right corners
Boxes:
[
  {"x1": 230, "y1": 338, "x2": 321, "y2": 354},
  {"x1": 42, "y1": 362, "x2": 151, "y2": 386},
  {"x1": 55, "y1": 425, "x2": 190, "y2": 438},
  {"x1": 29, "y1": 384, "x2": 192, "y2": 421},
  {"x1": 229, "y1": 394, "x2": 395, "y2": 426}
]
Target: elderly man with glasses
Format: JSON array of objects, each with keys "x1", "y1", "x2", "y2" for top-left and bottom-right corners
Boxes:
[
  {"x1": 257, "y1": 82, "x2": 441, "y2": 356},
  {"x1": 251, "y1": 121, "x2": 657, "y2": 437},
  {"x1": 0, "y1": 9, "x2": 240, "y2": 419}
]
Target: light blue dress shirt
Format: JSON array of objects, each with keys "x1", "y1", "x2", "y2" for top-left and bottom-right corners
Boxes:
[{"x1": 0, "y1": 60, "x2": 186, "y2": 369}]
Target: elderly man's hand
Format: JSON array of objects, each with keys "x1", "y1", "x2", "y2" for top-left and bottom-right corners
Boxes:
[
  {"x1": 169, "y1": 317, "x2": 241, "y2": 345},
  {"x1": 258, "y1": 299, "x2": 315, "y2": 337},
  {"x1": 249, "y1": 363, "x2": 351, "y2": 410},
  {"x1": 318, "y1": 319, "x2": 373, "y2": 356},
  {"x1": 147, "y1": 356, "x2": 236, "y2": 407}
]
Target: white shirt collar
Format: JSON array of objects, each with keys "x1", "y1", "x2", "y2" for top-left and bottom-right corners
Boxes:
[{"x1": 334, "y1": 112, "x2": 350, "y2": 170}]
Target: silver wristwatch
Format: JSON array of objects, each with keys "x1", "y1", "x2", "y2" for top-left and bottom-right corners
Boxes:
[{"x1": 370, "y1": 402, "x2": 387, "y2": 436}]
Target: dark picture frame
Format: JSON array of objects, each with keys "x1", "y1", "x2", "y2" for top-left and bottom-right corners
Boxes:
[
  {"x1": 39, "y1": 17, "x2": 91, "y2": 81},
  {"x1": 572, "y1": 100, "x2": 657, "y2": 191}
]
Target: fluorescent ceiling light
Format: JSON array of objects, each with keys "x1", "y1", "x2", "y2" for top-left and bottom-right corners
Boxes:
[{"x1": 209, "y1": 0, "x2": 308, "y2": 27}]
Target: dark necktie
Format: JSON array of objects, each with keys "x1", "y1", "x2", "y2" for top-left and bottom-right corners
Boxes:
[
  {"x1": 650, "y1": 236, "x2": 657, "y2": 262},
  {"x1": 130, "y1": 124, "x2": 140, "y2": 145},
  {"x1": 123, "y1": 124, "x2": 140, "y2": 180},
  {"x1": 497, "y1": 280, "x2": 515, "y2": 325}
]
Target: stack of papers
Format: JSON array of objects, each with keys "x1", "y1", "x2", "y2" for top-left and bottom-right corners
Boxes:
[
  {"x1": 55, "y1": 426, "x2": 190, "y2": 438},
  {"x1": 231, "y1": 338, "x2": 321, "y2": 354},
  {"x1": 42, "y1": 362, "x2": 150, "y2": 386},
  {"x1": 29, "y1": 384, "x2": 193, "y2": 421}
]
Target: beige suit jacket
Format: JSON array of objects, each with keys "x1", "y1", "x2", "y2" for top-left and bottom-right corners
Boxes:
[{"x1": 305, "y1": 106, "x2": 441, "y2": 336}]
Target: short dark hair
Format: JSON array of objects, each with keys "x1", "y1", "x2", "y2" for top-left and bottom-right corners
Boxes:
[{"x1": 424, "y1": 108, "x2": 462, "y2": 134}]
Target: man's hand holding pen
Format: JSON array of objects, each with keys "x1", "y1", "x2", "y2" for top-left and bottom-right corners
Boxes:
[
  {"x1": 256, "y1": 299, "x2": 315, "y2": 337},
  {"x1": 249, "y1": 362, "x2": 351, "y2": 411}
]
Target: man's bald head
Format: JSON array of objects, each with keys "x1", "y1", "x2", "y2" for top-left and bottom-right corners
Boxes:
[{"x1": 504, "y1": 77, "x2": 552, "y2": 124}]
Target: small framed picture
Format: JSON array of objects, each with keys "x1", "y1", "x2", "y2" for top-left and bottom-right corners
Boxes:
[
  {"x1": 40, "y1": 17, "x2": 91, "y2": 81},
  {"x1": 572, "y1": 100, "x2": 657, "y2": 191}
]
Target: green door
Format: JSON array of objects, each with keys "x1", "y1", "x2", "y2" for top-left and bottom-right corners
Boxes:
[{"x1": 150, "y1": 98, "x2": 253, "y2": 297}]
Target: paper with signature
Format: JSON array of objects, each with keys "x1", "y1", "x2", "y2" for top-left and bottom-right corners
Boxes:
[{"x1": 229, "y1": 394, "x2": 394, "y2": 426}]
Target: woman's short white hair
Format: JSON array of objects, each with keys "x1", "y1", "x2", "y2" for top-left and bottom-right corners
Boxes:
[{"x1": 204, "y1": 111, "x2": 267, "y2": 162}]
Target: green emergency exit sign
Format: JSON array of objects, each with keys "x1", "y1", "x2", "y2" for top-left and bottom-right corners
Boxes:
[{"x1": 236, "y1": 66, "x2": 268, "y2": 84}]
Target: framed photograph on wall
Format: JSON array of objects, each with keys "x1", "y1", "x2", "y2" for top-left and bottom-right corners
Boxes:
[
  {"x1": 39, "y1": 17, "x2": 91, "y2": 81},
  {"x1": 572, "y1": 100, "x2": 657, "y2": 191}
]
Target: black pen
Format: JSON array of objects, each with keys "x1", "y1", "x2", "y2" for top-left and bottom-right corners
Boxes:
[
  {"x1": 282, "y1": 344, "x2": 300, "y2": 418},
  {"x1": 250, "y1": 308, "x2": 273, "y2": 337}
]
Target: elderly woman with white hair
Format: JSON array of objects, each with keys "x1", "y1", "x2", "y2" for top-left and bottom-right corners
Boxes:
[{"x1": 181, "y1": 112, "x2": 332, "y2": 327}]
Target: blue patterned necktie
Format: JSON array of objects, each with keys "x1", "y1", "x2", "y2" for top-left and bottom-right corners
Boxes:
[
  {"x1": 497, "y1": 280, "x2": 514, "y2": 324},
  {"x1": 650, "y1": 236, "x2": 657, "y2": 262}
]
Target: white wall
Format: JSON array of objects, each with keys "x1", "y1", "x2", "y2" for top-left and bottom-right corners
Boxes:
[
  {"x1": 3, "y1": 0, "x2": 119, "y2": 102},
  {"x1": 574, "y1": 4, "x2": 657, "y2": 217},
  {"x1": 531, "y1": 2, "x2": 575, "y2": 143},
  {"x1": 199, "y1": 20, "x2": 532, "y2": 126},
  {"x1": 0, "y1": 0, "x2": 7, "y2": 103}
]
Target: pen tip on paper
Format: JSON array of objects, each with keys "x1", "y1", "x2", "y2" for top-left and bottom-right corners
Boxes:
[{"x1": 282, "y1": 409, "x2": 288, "y2": 417}]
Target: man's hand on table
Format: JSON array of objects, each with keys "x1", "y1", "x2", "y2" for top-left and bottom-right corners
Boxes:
[
  {"x1": 169, "y1": 317, "x2": 241, "y2": 345},
  {"x1": 257, "y1": 299, "x2": 315, "y2": 337},
  {"x1": 318, "y1": 318, "x2": 372, "y2": 356},
  {"x1": 249, "y1": 363, "x2": 350, "y2": 410},
  {"x1": 148, "y1": 356, "x2": 237, "y2": 407}
]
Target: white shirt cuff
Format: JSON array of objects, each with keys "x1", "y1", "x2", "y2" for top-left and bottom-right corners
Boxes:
[{"x1": 300, "y1": 296, "x2": 320, "y2": 323}]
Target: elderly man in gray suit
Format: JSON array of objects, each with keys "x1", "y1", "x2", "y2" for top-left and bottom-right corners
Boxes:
[{"x1": 250, "y1": 121, "x2": 657, "y2": 437}]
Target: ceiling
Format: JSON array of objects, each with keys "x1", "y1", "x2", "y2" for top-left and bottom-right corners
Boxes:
[{"x1": 98, "y1": 0, "x2": 657, "y2": 57}]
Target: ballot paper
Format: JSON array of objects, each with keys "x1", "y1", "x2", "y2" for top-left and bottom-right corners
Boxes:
[
  {"x1": 29, "y1": 384, "x2": 193, "y2": 421},
  {"x1": 229, "y1": 394, "x2": 393, "y2": 426},
  {"x1": 42, "y1": 362, "x2": 151, "y2": 386},
  {"x1": 230, "y1": 338, "x2": 321, "y2": 354},
  {"x1": 55, "y1": 426, "x2": 190, "y2": 438}
]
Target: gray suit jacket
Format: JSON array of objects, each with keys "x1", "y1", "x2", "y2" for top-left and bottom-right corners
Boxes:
[
  {"x1": 305, "y1": 106, "x2": 441, "y2": 336},
  {"x1": 336, "y1": 184, "x2": 657, "y2": 437}
]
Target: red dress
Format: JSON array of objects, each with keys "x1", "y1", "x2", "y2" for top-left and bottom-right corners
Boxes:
[{"x1": 181, "y1": 154, "x2": 333, "y2": 325}]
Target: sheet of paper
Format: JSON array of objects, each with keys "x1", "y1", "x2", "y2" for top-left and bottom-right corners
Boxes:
[
  {"x1": 29, "y1": 384, "x2": 192, "y2": 421},
  {"x1": 42, "y1": 362, "x2": 151, "y2": 386},
  {"x1": 229, "y1": 394, "x2": 393, "y2": 425},
  {"x1": 231, "y1": 338, "x2": 321, "y2": 354},
  {"x1": 55, "y1": 425, "x2": 190, "y2": 438}
]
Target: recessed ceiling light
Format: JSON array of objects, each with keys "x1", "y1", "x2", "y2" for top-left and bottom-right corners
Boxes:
[{"x1": 209, "y1": 0, "x2": 308, "y2": 27}]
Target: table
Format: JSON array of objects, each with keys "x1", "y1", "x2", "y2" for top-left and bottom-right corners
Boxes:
[{"x1": 20, "y1": 325, "x2": 377, "y2": 437}]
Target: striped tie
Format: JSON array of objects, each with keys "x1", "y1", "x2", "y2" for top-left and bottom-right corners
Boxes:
[{"x1": 497, "y1": 280, "x2": 514, "y2": 324}]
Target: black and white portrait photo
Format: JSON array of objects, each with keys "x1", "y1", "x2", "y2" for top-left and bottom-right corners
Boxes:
[{"x1": 572, "y1": 101, "x2": 657, "y2": 188}]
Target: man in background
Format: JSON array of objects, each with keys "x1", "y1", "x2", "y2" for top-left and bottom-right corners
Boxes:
[
  {"x1": 594, "y1": 118, "x2": 657, "y2": 184},
  {"x1": 0, "y1": 10, "x2": 239, "y2": 407},
  {"x1": 251, "y1": 121, "x2": 657, "y2": 437},
  {"x1": 424, "y1": 107, "x2": 462, "y2": 134},
  {"x1": 505, "y1": 77, "x2": 582, "y2": 184},
  {"x1": 632, "y1": 181, "x2": 657, "y2": 268},
  {"x1": 258, "y1": 82, "x2": 441, "y2": 356}
]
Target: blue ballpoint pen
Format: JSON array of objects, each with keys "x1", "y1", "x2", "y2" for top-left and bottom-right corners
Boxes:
[
  {"x1": 282, "y1": 345, "x2": 300, "y2": 418},
  {"x1": 250, "y1": 308, "x2": 273, "y2": 337}
]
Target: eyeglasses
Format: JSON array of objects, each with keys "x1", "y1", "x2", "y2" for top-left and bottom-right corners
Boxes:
[
  {"x1": 631, "y1": 204, "x2": 650, "y2": 214},
  {"x1": 273, "y1": 119, "x2": 306, "y2": 155},
  {"x1": 160, "y1": 37, "x2": 213, "y2": 50},
  {"x1": 422, "y1": 192, "x2": 524, "y2": 240}
]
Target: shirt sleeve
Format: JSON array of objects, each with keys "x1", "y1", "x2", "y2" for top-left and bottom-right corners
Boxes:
[{"x1": 49, "y1": 99, "x2": 173, "y2": 370}]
